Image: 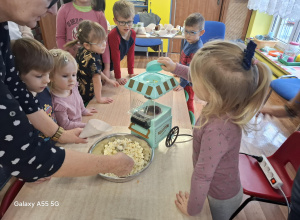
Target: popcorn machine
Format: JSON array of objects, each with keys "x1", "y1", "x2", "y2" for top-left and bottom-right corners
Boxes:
[{"x1": 124, "y1": 60, "x2": 180, "y2": 148}]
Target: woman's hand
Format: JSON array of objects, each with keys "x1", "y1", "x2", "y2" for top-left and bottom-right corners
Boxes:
[
  {"x1": 157, "y1": 57, "x2": 177, "y2": 73},
  {"x1": 111, "y1": 152, "x2": 134, "y2": 177},
  {"x1": 58, "y1": 128, "x2": 88, "y2": 144},
  {"x1": 175, "y1": 191, "x2": 190, "y2": 216}
]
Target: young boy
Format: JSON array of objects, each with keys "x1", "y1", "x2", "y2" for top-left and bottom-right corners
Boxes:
[
  {"x1": 108, "y1": 0, "x2": 136, "y2": 85},
  {"x1": 11, "y1": 38, "x2": 55, "y2": 142},
  {"x1": 174, "y1": 13, "x2": 205, "y2": 124}
]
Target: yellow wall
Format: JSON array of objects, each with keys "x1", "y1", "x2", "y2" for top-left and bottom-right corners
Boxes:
[
  {"x1": 105, "y1": 0, "x2": 118, "y2": 25},
  {"x1": 105, "y1": 0, "x2": 172, "y2": 53},
  {"x1": 148, "y1": 0, "x2": 171, "y2": 52},
  {"x1": 246, "y1": 11, "x2": 273, "y2": 38}
]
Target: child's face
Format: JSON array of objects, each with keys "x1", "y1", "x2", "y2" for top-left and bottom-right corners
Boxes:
[
  {"x1": 51, "y1": 62, "x2": 77, "y2": 91},
  {"x1": 20, "y1": 70, "x2": 50, "y2": 94},
  {"x1": 184, "y1": 25, "x2": 205, "y2": 44},
  {"x1": 114, "y1": 16, "x2": 134, "y2": 36},
  {"x1": 87, "y1": 39, "x2": 107, "y2": 54}
]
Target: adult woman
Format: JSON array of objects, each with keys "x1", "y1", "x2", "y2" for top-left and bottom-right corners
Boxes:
[{"x1": 0, "y1": 0, "x2": 133, "y2": 182}]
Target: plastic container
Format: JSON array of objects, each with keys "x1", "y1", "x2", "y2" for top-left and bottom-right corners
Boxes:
[
  {"x1": 253, "y1": 37, "x2": 278, "y2": 49},
  {"x1": 284, "y1": 41, "x2": 300, "y2": 58}
]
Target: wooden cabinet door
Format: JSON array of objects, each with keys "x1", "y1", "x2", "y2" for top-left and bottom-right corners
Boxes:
[
  {"x1": 170, "y1": 0, "x2": 228, "y2": 53},
  {"x1": 39, "y1": 14, "x2": 57, "y2": 50}
]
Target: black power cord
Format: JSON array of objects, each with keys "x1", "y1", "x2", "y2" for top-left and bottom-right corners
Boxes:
[{"x1": 239, "y1": 152, "x2": 263, "y2": 162}]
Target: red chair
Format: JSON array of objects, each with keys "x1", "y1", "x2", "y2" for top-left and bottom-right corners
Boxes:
[
  {"x1": 0, "y1": 179, "x2": 24, "y2": 219},
  {"x1": 230, "y1": 131, "x2": 300, "y2": 219}
]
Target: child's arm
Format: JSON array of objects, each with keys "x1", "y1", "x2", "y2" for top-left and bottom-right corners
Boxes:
[
  {"x1": 186, "y1": 129, "x2": 230, "y2": 216},
  {"x1": 108, "y1": 31, "x2": 124, "y2": 82},
  {"x1": 97, "y1": 11, "x2": 110, "y2": 77},
  {"x1": 54, "y1": 104, "x2": 86, "y2": 130},
  {"x1": 56, "y1": 5, "x2": 67, "y2": 49},
  {"x1": 158, "y1": 57, "x2": 190, "y2": 81},
  {"x1": 100, "y1": 72, "x2": 119, "y2": 87},
  {"x1": 92, "y1": 74, "x2": 113, "y2": 104},
  {"x1": 127, "y1": 30, "x2": 136, "y2": 76}
]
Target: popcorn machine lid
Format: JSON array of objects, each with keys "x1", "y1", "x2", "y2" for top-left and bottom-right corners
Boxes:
[{"x1": 124, "y1": 60, "x2": 179, "y2": 100}]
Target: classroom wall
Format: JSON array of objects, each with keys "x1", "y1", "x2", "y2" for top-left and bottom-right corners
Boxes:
[
  {"x1": 105, "y1": 0, "x2": 172, "y2": 53},
  {"x1": 246, "y1": 11, "x2": 273, "y2": 38}
]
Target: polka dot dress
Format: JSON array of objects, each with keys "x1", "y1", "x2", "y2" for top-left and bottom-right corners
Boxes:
[{"x1": 0, "y1": 22, "x2": 65, "y2": 182}]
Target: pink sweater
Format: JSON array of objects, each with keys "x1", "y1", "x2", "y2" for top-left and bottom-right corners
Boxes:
[
  {"x1": 173, "y1": 64, "x2": 242, "y2": 216},
  {"x1": 51, "y1": 84, "x2": 88, "y2": 130},
  {"x1": 56, "y1": 2, "x2": 109, "y2": 63}
]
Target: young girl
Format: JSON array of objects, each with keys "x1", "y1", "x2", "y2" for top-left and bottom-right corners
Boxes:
[
  {"x1": 158, "y1": 40, "x2": 272, "y2": 220},
  {"x1": 50, "y1": 49, "x2": 98, "y2": 130},
  {"x1": 56, "y1": 0, "x2": 111, "y2": 78},
  {"x1": 65, "y1": 20, "x2": 118, "y2": 104}
]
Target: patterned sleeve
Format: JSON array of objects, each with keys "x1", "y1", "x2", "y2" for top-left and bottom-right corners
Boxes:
[
  {"x1": 187, "y1": 126, "x2": 229, "y2": 216},
  {"x1": 53, "y1": 103, "x2": 86, "y2": 130},
  {"x1": 2, "y1": 23, "x2": 40, "y2": 114}
]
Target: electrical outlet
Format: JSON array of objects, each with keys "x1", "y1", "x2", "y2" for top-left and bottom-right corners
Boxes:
[{"x1": 258, "y1": 155, "x2": 283, "y2": 189}]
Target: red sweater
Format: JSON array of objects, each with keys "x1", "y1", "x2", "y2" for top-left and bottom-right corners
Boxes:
[{"x1": 108, "y1": 27, "x2": 136, "y2": 79}]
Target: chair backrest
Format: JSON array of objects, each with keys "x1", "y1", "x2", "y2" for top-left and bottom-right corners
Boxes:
[
  {"x1": 201, "y1": 21, "x2": 226, "y2": 44},
  {"x1": 133, "y1": 14, "x2": 140, "y2": 24},
  {"x1": 268, "y1": 131, "x2": 300, "y2": 190}
]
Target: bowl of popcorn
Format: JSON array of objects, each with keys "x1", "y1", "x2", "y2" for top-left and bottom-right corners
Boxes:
[{"x1": 89, "y1": 133, "x2": 154, "y2": 182}]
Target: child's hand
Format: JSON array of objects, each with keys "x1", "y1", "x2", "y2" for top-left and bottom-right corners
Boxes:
[
  {"x1": 173, "y1": 85, "x2": 183, "y2": 91},
  {"x1": 129, "y1": 73, "x2": 138, "y2": 78},
  {"x1": 116, "y1": 78, "x2": 127, "y2": 85},
  {"x1": 32, "y1": 176, "x2": 51, "y2": 184},
  {"x1": 85, "y1": 107, "x2": 98, "y2": 116},
  {"x1": 98, "y1": 97, "x2": 114, "y2": 104},
  {"x1": 175, "y1": 191, "x2": 190, "y2": 216},
  {"x1": 157, "y1": 57, "x2": 176, "y2": 73},
  {"x1": 108, "y1": 79, "x2": 120, "y2": 87}
]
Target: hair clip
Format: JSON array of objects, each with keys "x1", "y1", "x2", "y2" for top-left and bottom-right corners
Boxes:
[
  {"x1": 252, "y1": 58, "x2": 259, "y2": 66},
  {"x1": 52, "y1": 52, "x2": 58, "y2": 57},
  {"x1": 63, "y1": 55, "x2": 69, "y2": 62},
  {"x1": 242, "y1": 40, "x2": 257, "y2": 70}
]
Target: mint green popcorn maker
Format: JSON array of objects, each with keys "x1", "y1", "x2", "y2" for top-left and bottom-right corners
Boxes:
[{"x1": 124, "y1": 60, "x2": 180, "y2": 149}]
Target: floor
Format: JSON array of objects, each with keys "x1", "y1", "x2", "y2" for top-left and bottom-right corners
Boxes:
[{"x1": 123, "y1": 52, "x2": 300, "y2": 220}]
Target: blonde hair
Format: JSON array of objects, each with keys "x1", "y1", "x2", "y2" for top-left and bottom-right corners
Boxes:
[
  {"x1": 64, "y1": 20, "x2": 106, "y2": 49},
  {"x1": 113, "y1": 0, "x2": 135, "y2": 19},
  {"x1": 11, "y1": 38, "x2": 54, "y2": 75},
  {"x1": 190, "y1": 40, "x2": 271, "y2": 130},
  {"x1": 48, "y1": 49, "x2": 77, "y2": 87}
]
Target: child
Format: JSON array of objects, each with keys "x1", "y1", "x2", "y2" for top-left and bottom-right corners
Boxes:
[
  {"x1": 174, "y1": 13, "x2": 205, "y2": 124},
  {"x1": 49, "y1": 49, "x2": 98, "y2": 130},
  {"x1": 11, "y1": 37, "x2": 55, "y2": 141},
  {"x1": 108, "y1": 0, "x2": 136, "y2": 85},
  {"x1": 158, "y1": 40, "x2": 272, "y2": 220},
  {"x1": 56, "y1": 0, "x2": 111, "y2": 78},
  {"x1": 65, "y1": 20, "x2": 119, "y2": 104}
]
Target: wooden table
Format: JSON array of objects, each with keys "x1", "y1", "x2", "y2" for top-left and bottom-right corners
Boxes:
[
  {"x1": 3, "y1": 69, "x2": 212, "y2": 220},
  {"x1": 136, "y1": 34, "x2": 185, "y2": 56}
]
